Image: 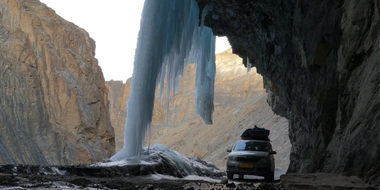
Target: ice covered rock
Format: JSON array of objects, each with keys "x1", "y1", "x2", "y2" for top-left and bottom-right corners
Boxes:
[
  {"x1": 96, "y1": 144, "x2": 224, "y2": 178},
  {"x1": 0, "y1": 144, "x2": 224, "y2": 178}
]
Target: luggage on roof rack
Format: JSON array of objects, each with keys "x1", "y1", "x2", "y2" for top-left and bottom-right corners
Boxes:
[{"x1": 241, "y1": 125, "x2": 270, "y2": 141}]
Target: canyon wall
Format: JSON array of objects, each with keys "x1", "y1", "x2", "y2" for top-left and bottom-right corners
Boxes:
[
  {"x1": 106, "y1": 79, "x2": 130, "y2": 152},
  {"x1": 107, "y1": 49, "x2": 290, "y2": 170},
  {"x1": 201, "y1": 0, "x2": 379, "y2": 184},
  {"x1": 0, "y1": 0, "x2": 115, "y2": 165}
]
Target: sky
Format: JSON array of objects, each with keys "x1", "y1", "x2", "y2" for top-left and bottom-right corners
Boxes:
[{"x1": 40, "y1": 0, "x2": 231, "y2": 82}]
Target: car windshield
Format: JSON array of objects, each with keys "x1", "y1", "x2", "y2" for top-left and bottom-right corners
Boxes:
[{"x1": 233, "y1": 141, "x2": 269, "y2": 151}]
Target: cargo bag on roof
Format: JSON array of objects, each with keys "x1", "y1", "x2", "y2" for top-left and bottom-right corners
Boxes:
[{"x1": 241, "y1": 125, "x2": 270, "y2": 141}]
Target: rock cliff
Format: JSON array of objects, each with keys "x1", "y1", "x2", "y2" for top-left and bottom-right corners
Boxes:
[
  {"x1": 106, "y1": 79, "x2": 130, "y2": 152},
  {"x1": 201, "y1": 0, "x2": 379, "y2": 184},
  {"x1": 107, "y1": 49, "x2": 290, "y2": 170},
  {"x1": 0, "y1": 0, "x2": 115, "y2": 165}
]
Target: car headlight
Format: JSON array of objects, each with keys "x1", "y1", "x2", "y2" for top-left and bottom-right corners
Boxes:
[
  {"x1": 259, "y1": 157, "x2": 269, "y2": 163},
  {"x1": 228, "y1": 156, "x2": 237, "y2": 161}
]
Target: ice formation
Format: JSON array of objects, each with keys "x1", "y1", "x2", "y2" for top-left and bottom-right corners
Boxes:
[
  {"x1": 111, "y1": 0, "x2": 215, "y2": 160},
  {"x1": 99, "y1": 144, "x2": 223, "y2": 177}
]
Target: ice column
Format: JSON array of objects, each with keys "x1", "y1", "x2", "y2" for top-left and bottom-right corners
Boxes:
[{"x1": 111, "y1": 0, "x2": 215, "y2": 160}]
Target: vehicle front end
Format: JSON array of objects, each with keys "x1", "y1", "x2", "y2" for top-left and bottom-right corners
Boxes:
[
  {"x1": 226, "y1": 140, "x2": 275, "y2": 182},
  {"x1": 226, "y1": 152, "x2": 272, "y2": 177}
]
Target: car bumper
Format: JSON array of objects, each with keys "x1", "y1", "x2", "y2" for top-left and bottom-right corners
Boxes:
[{"x1": 226, "y1": 161, "x2": 272, "y2": 176}]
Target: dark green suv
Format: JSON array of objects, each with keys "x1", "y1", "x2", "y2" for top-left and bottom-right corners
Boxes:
[{"x1": 226, "y1": 139, "x2": 276, "y2": 182}]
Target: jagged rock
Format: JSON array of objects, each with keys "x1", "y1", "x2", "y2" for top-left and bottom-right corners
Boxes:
[
  {"x1": 0, "y1": 0, "x2": 115, "y2": 165},
  {"x1": 220, "y1": 177, "x2": 228, "y2": 184},
  {"x1": 226, "y1": 182, "x2": 236, "y2": 188},
  {"x1": 281, "y1": 173, "x2": 377, "y2": 190},
  {"x1": 107, "y1": 49, "x2": 291, "y2": 170},
  {"x1": 202, "y1": 0, "x2": 379, "y2": 185}
]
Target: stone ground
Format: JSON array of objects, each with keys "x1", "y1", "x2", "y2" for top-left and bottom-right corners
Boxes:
[
  {"x1": 1, "y1": 172, "x2": 378, "y2": 190},
  {"x1": 1, "y1": 164, "x2": 377, "y2": 190},
  {"x1": 0, "y1": 174, "x2": 282, "y2": 190}
]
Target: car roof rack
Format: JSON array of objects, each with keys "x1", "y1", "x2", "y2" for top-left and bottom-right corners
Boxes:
[{"x1": 241, "y1": 125, "x2": 270, "y2": 141}]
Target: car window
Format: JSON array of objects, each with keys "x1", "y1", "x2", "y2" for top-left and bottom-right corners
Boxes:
[{"x1": 233, "y1": 141, "x2": 269, "y2": 151}]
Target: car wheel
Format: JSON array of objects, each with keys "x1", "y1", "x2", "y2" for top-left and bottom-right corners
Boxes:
[{"x1": 227, "y1": 172, "x2": 233, "y2": 179}]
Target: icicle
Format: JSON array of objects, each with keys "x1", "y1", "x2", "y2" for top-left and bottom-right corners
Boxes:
[
  {"x1": 110, "y1": 0, "x2": 216, "y2": 160},
  {"x1": 247, "y1": 56, "x2": 252, "y2": 73},
  {"x1": 194, "y1": 3, "x2": 215, "y2": 125},
  {"x1": 166, "y1": 83, "x2": 171, "y2": 126},
  {"x1": 147, "y1": 123, "x2": 151, "y2": 155}
]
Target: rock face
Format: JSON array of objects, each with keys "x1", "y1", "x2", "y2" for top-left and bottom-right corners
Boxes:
[
  {"x1": 106, "y1": 79, "x2": 130, "y2": 152},
  {"x1": 201, "y1": 0, "x2": 379, "y2": 184},
  {"x1": 107, "y1": 49, "x2": 290, "y2": 170},
  {"x1": 0, "y1": 0, "x2": 115, "y2": 165}
]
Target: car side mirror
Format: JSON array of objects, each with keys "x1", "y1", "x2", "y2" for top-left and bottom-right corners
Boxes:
[
  {"x1": 270, "y1": 151, "x2": 277, "y2": 154},
  {"x1": 227, "y1": 149, "x2": 232, "y2": 152}
]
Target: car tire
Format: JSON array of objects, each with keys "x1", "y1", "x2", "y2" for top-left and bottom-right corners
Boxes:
[{"x1": 227, "y1": 172, "x2": 233, "y2": 179}]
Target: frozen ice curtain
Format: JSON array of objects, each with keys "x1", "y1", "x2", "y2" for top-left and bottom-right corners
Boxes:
[{"x1": 111, "y1": 0, "x2": 215, "y2": 160}]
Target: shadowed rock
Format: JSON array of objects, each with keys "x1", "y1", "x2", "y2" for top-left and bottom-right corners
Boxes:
[
  {"x1": 202, "y1": 0, "x2": 380, "y2": 185},
  {"x1": 281, "y1": 173, "x2": 377, "y2": 190}
]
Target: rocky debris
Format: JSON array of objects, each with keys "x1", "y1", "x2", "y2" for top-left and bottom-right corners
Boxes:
[
  {"x1": 0, "y1": 174, "x2": 188, "y2": 190},
  {"x1": 0, "y1": 172, "x2": 285, "y2": 190},
  {"x1": 202, "y1": 0, "x2": 380, "y2": 185},
  {"x1": 0, "y1": 143, "x2": 289, "y2": 190},
  {"x1": 107, "y1": 49, "x2": 290, "y2": 171},
  {"x1": 226, "y1": 182, "x2": 236, "y2": 188},
  {"x1": 183, "y1": 182, "x2": 283, "y2": 190},
  {"x1": 0, "y1": 0, "x2": 115, "y2": 165},
  {"x1": 281, "y1": 173, "x2": 377, "y2": 190},
  {"x1": 8, "y1": 166, "x2": 374, "y2": 189},
  {"x1": 220, "y1": 177, "x2": 228, "y2": 184}
]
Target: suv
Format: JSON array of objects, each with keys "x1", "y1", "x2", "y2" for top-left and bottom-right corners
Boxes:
[{"x1": 226, "y1": 139, "x2": 276, "y2": 182}]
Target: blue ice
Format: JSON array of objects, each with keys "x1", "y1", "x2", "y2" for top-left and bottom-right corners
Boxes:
[{"x1": 111, "y1": 0, "x2": 215, "y2": 160}]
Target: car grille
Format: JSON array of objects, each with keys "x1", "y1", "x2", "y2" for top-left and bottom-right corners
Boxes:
[
  {"x1": 236, "y1": 157, "x2": 261, "y2": 162},
  {"x1": 238, "y1": 167, "x2": 254, "y2": 171}
]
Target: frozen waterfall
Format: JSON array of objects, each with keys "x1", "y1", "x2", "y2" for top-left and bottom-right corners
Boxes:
[{"x1": 111, "y1": 0, "x2": 215, "y2": 160}]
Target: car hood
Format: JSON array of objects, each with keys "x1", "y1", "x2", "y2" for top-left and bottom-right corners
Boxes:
[{"x1": 229, "y1": 151, "x2": 269, "y2": 157}]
